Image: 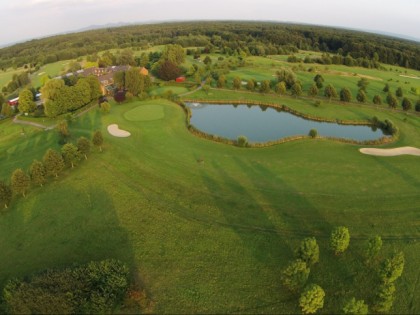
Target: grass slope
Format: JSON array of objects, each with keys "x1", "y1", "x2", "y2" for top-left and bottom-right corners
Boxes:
[{"x1": 0, "y1": 97, "x2": 419, "y2": 313}]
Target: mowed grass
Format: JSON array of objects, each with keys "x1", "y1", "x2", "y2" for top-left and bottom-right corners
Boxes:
[
  {"x1": 0, "y1": 97, "x2": 419, "y2": 313},
  {"x1": 148, "y1": 85, "x2": 189, "y2": 96},
  {"x1": 124, "y1": 102, "x2": 165, "y2": 121},
  {"x1": 0, "y1": 68, "x2": 25, "y2": 88}
]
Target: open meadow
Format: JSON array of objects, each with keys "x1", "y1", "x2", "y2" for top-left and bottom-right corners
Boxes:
[{"x1": 0, "y1": 92, "x2": 419, "y2": 313}]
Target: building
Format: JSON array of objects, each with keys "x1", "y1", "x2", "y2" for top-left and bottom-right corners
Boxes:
[{"x1": 176, "y1": 76, "x2": 186, "y2": 83}]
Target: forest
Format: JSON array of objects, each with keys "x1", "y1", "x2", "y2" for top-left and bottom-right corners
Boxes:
[{"x1": 0, "y1": 21, "x2": 419, "y2": 71}]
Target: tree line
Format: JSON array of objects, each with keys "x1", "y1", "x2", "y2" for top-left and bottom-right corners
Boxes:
[
  {"x1": 0, "y1": 130, "x2": 104, "y2": 209},
  {"x1": 281, "y1": 226, "x2": 405, "y2": 314},
  {"x1": 0, "y1": 22, "x2": 419, "y2": 72}
]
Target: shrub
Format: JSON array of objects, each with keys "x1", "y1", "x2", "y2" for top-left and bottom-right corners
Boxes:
[
  {"x1": 236, "y1": 135, "x2": 248, "y2": 147},
  {"x1": 309, "y1": 129, "x2": 318, "y2": 138}
]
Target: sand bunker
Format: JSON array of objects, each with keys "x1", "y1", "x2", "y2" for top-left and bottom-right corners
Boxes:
[
  {"x1": 359, "y1": 147, "x2": 420, "y2": 157},
  {"x1": 107, "y1": 124, "x2": 131, "y2": 137}
]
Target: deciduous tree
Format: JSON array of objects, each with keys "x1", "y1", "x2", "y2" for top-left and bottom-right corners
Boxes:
[
  {"x1": 379, "y1": 251, "x2": 404, "y2": 284},
  {"x1": 401, "y1": 97, "x2": 412, "y2": 111},
  {"x1": 364, "y1": 235, "x2": 382, "y2": 263},
  {"x1": 386, "y1": 93, "x2": 398, "y2": 109},
  {"x1": 308, "y1": 84, "x2": 318, "y2": 97},
  {"x1": 324, "y1": 84, "x2": 337, "y2": 101},
  {"x1": 373, "y1": 95, "x2": 382, "y2": 105},
  {"x1": 11, "y1": 168, "x2": 30, "y2": 197},
  {"x1": 61, "y1": 143, "x2": 81, "y2": 168},
  {"x1": 281, "y1": 259, "x2": 310, "y2": 292},
  {"x1": 296, "y1": 237, "x2": 319, "y2": 265},
  {"x1": 77, "y1": 136, "x2": 91, "y2": 160},
  {"x1": 246, "y1": 79, "x2": 255, "y2": 91},
  {"x1": 396, "y1": 87, "x2": 403, "y2": 97},
  {"x1": 217, "y1": 75, "x2": 226, "y2": 88},
  {"x1": 43, "y1": 149, "x2": 65, "y2": 177},
  {"x1": 0, "y1": 181, "x2": 12, "y2": 208},
  {"x1": 291, "y1": 82, "x2": 302, "y2": 97},
  {"x1": 330, "y1": 226, "x2": 350, "y2": 255},
  {"x1": 342, "y1": 298, "x2": 368, "y2": 315},
  {"x1": 260, "y1": 80, "x2": 271, "y2": 93},
  {"x1": 29, "y1": 160, "x2": 46, "y2": 187},
  {"x1": 299, "y1": 284, "x2": 325, "y2": 314},
  {"x1": 275, "y1": 81, "x2": 286, "y2": 95},
  {"x1": 233, "y1": 76, "x2": 241, "y2": 90},
  {"x1": 356, "y1": 89, "x2": 367, "y2": 103},
  {"x1": 18, "y1": 89, "x2": 36, "y2": 114},
  {"x1": 313, "y1": 74, "x2": 324, "y2": 89},
  {"x1": 340, "y1": 88, "x2": 352, "y2": 102},
  {"x1": 100, "y1": 101, "x2": 111, "y2": 114},
  {"x1": 372, "y1": 283, "x2": 395, "y2": 313},
  {"x1": 93, "y1": 130, "x2": 104, "y2": 152},
  {"x1": 357, "y1": 78, "x2": 369, "y2": 91}
]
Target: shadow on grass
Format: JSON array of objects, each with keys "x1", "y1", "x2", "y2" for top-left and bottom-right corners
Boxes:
[{"x1": 0, "y1": 184, "x2": 147, "y2": 313}]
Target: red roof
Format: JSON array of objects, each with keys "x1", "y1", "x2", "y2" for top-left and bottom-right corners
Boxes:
[{"x1": 176, "y1": 76, "x2": 186, "y2": 83}]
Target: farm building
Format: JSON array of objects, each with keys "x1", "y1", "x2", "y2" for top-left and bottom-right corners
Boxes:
[{"x1": 176, "y1": 76, "x2": 186, "y2": 83}]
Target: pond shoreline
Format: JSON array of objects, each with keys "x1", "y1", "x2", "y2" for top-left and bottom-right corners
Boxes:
[{"x1": 178, "y1": 99, "x2": 396, "y2": 148}]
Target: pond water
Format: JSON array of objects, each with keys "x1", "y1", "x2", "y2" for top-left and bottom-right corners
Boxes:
[{"x1": 186, "y1": 103, "x2": 386, "y2": 142}]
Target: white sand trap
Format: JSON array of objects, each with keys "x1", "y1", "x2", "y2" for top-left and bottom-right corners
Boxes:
[
  {"x1": 107, "y1": 124, "x2": 131, "y2": 137},
  {"x1": 359, "y1": 147, "x2": 420, "y2": 157}
]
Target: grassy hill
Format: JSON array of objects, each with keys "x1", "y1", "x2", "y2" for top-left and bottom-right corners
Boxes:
[{"x1": 0, "y1": 95, "x2": 419, "y2": 313}]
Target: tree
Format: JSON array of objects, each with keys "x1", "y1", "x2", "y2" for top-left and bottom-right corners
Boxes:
[
  {"x1": 299, "y1": 284, "x2": 325, "y2": 314},
  {"x1": 324, "y1": 84, "x2": 337, "y2": 101},
  {"x1": 379, "y1": 251, "x2": 405, "y2": 284},
  {"x1": 113, "y1": 71, "x2": 125, "y2": 90},
  {"x1": 217, "y1": 75, "x2": 226, "y2": 88},
  {"x1": 41, "y1": 78, "x2": 65, "y2": 101},
  {"x1": 44, "y1": 99, "x2": 60, "y2": 118},
  {"x1": 29, "y1": 160, "x2": 46, "y2": 187},
  {"x1": 291, "y1": 82, "x2": 302, "y2": 97},
  {"x1": 93, "y1": 130, "x2": 104, "y2": 152},
  {"x1": 330, "y1": 226, "x2": 350, "y2": 255},
  {"x1": 383, "y1": 83, "x2": 390, "y2": 93},
  {"x1": 275, "y1": 81, "x2": 287, "y2": 95},
  {"x1": 308, "y1": 84, "x2": 318, "y2": 97},
  {"x1": 340, "y1": 88, "x2": 352, "y2": 102},
  {"x1": 313, "y1": 74, "x2": 324, "y2": 89},
  {"x1": 85, "y1": 75, "x2": 102, "y2": 101},
  {"x1": 203, "y1": 56, "x2": 212, "y2": 65},
  {"x1": 372, "y1": 283, "x2": 395, "y2": 313},
  {"x1": 309, "y1": 129, "x2": 318, "y2": 138},
  {"x1": 401, "y1": 97, "x2": 412, "y2": 111},
  {"x1": 356, "y1": 89, "x2": 367, "y2": 103},
  {"x1": 277, "y1": 69, "x2": 297, "y2": 89},
  {"x1": 157, "y1": 61, "x2": 181, "y2": 81},
  {"x1": 357, "y1": 78, "x2": 369, "y2": 91},
  {"x1": 235, "y1": 135, "x2": 248, "y2": 147},
  {"x1": 364, "y1": 235, "x2": 382, "y2": 263},
  {"x1": 295, "y1": 237, "x2": 319, "y2": 265},
  {"x1": 160, "y1": 44, "x2": 185, "y2": 65},
  {"x1": 246, "y1": 79, "x2": 255, "y2": 91},
  {"x1": 18, "y1": 89, "x2": 36, "y2": 114},
  {"x1": 61, "y1": 143, "x2": 81, "y2": 168},
  {"x1": 0, "y1": 181, "x2": 12, "y2": 209},
  {"x1": 43, "y1": 149, "x2": 65, "y2": 178},
  {"x1": 233, "y1": 76, "x2": 241, "y2": 90},
  {"x1": 260, "y1": 80, "x2": 271, "y2": 93},
  {"x1": 342, "y1": 298, "x2": 368, "y2": 315},
  {"x1": 125, "y1": 67, "x2": 142, "y2": 96},
  {"x1": 373, "y1": 95, "x2": 382, "y2": 105},
  {"x1": 386, "y1": 93, "x2": 398, "y2": 109},
  {"x1": 57, "y1": 120, "x2": 70, "y2": 139},
  {"x1": 11, "y1": 168, "x2": 30, "y2": 197},
  {"x1": 416, "y1": 100, "x2": 420, "y2": 112},
  {"x1": 77, "y1": 136, "x2": 91, "y2": 160},
  {"x1": 1, "y1": 102, "x2": 13, "y2": 117},
  {"x1": 100, "y1": 101, "x2": 111, "y2": 114},
  {"x1": 281, "y1": 259, "x2": 310, "y2": 292},
  {"x1": 116, "y1": 48, "x2": 135, "y2": 66},
  {"x1": 396, "y1": 87, "x2": 403, "y2": 97}
]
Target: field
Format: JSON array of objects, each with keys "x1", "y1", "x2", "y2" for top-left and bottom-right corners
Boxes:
[
  {"x1": 0, "y1": 68, "x2": 25, "y2": 89},
  {"x1": 0, "y1": 90, "x2": 420, "y2": 313}
]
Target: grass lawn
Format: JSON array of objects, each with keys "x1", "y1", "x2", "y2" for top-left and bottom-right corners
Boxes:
[
  {"x1": 0, "y1": 94, "x2": 419, "y2": 313},
  {"x1": 148, "y1": 85, "x2": 190, "y2": 96},
  {"x1": 124, "y1": 102, "x2": 166, "y2": 121},
  {"x1": 0, "y1": 68, "x2": 25, "y2": 89}
]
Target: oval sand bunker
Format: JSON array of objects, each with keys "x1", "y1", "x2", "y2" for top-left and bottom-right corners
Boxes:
[
  {"x1": 107, "y1": 124, "x2": 131, "y2": 137},
  {"x1": 359, "y1": 146, "x2": 420, "y2": 157}
]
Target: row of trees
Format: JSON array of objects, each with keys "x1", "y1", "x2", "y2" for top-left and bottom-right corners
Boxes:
[
  {"x1": 0, "y1": 131, "x2": 103, "y2": 209},
  {"x1": 280, "y1": 227, "x2": 405, "y2": 314},
  {"x1": 40, "y1": 76, "x2": 101, "y2": 117}
]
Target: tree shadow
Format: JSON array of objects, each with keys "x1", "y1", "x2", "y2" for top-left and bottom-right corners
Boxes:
[{"x1": 0, "y1": 184, "x2": 148, "y2": 313}]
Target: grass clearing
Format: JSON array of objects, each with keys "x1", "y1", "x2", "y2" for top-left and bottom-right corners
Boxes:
[
  {"x1": 124, "y1": 102, "x2": 165, "y2": 121},
  {"x1": 0, "y1": 94, "x2": 419, "y2": 313}
]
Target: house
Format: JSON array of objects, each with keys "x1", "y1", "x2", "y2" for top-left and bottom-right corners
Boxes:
[
  {"x1": 176, "y1": 76, "x2": 186, "y2": 83},
  {"x1": 8, "y1": 97, "x2": 19, "y2": 107}
]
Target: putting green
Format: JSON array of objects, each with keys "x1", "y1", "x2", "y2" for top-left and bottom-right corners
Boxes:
[{"x1": 124, "y1": 105, "x2": 165, "y2": 121}]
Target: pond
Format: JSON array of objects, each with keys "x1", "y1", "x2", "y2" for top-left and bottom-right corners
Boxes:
[{"x1": 186, "y1": 103, "x2": 386, "y2": 142}]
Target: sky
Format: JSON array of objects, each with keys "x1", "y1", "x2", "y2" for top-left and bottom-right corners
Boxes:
[{"x1": 0, "y1": 0, "x2": 419, "y2": 46}]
